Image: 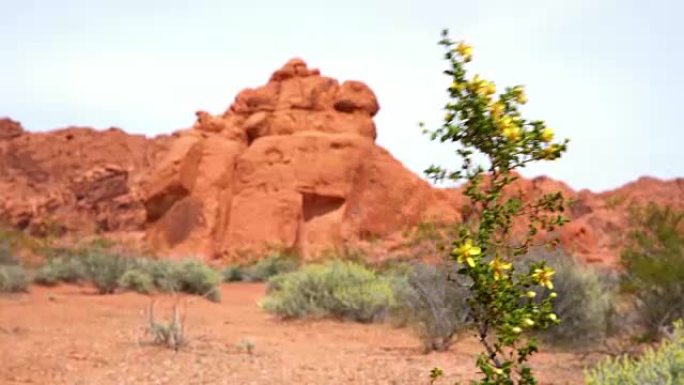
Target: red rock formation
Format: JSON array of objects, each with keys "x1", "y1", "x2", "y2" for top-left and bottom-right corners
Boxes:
[
  {"x1": 0, "y1": 123, "x2": 170, "y2": 235},
  {"x1": 0, "y1": 118, "x2": 24, "y2": 140},
  {"x1": 143, "y1": 59, "x2": 459, "y2": 260}
]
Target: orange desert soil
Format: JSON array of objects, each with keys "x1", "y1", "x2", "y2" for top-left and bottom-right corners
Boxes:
[{"x1": 0, "y1": 284, "x2": 596, "y2": 385}]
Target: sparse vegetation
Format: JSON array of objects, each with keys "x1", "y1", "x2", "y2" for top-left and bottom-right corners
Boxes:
[
  {"x1": 241, "y1": 252, "x2": 299, "y2": 282},
  {"x1": 261, "y1": 260, "x2": 395, "y2": 322},
  {"x1": 147, "y1": 298, "x2": 187, "y2": 351},
  {"x1": 33, "y1": 248, "x2": 221, "y2": 301},
  {"x1": 621, "y1": 204, "x2": 684, "y2": 340},
  {"x1": 83, "y1": 252, "x2": 132, "y2": 294},
  {"x1": 0, "y1": 265, "x2": 29, "y2": 293},
  {"x1": 165, "y1": 259, "x2": 221, "y2": 302},
  {"x1": 118, "y1": 269, "x2": 154, "y2": 294},
  {"x1": 34, "y1": 256, "x2": 88, "y2": 285},
  {"x1": 236, "y1": 337, "x2": 255, "y2": 354},
  {"x1": 222, "y1": 265, "x2": 243, "y2": 282},
  {"x1": 392, "y1": 263, "x2": 470, "y2": 352},
  {"x1": 0, "y1": 241, "x2": 29, "y2": 293},
  {"x1": 585, "y1": 320, "x2": 684, "y2": 385},
  {"x1": 519, "y1": 250, "x2": 615, "y2": 347}
]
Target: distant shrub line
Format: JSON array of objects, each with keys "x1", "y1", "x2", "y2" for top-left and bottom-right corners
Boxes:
[{"x1": 34, "y1": 249, "x2": 222, "y2": 301}]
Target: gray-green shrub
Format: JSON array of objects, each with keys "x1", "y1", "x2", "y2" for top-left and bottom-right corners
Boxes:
[
  {"x1": 169, "y1": 260, "x2": 221, "y2": 302},
  {"x1": 519, "y1": 250, "x2": 614, "y2": 347},
  {"x1": 82, "y1": 252, "x2": 132, "y2": 294},
  {"x1": 621, "y1": 204, "x2": 684, "y2": 339},
  {"x1": 0, "y1": 265, "x2": 29, "y2": 293},
  {"x1": 33, "y1": 250, "x2": 221, "y2": 301},
  {"x1": 585, "y1": 320, "x2": 684, "y2": 385},
  {"x1": 125, "y1": 258, "x2": 221, "y2": 301},
  {"x1": 222, "y1": 265, "x2": 243, "y2": 282},
  {"x1": 119, "y1": 269, "x2": 154, "y2": 294},
  {"x1": 34, "y1": 257, "x2": 88, "y2": 285},
  {"x1": 392, "y1": 262, "x2": 470, "y2": 352},
  {"x1": 241, "y1": 253, "x2": 299, "y2": 282},
  {"x1": 261, "y1": 260, "x2": 395, "y2": 322},
  {"x1": 0, "y1": 241, "x2": 29, "y2": 293},
  {"x1": 0, "y1": 241, "x2": 18, "y2": 265}
]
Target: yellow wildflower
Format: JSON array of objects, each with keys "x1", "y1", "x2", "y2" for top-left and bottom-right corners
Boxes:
[
  {"x1": 482, "y1": 80, "x2": 496, "y2": 96},
  {"x1": 450, "y1": 81, "x2": 465, "y2": 92},
  {"x1": 511, "y1": 326, "x2": 522, "y2": 334},
  {"x1": 468, "y1": 75, "x2": 482, "y2": 93},
  {"x1": 543, "y1": 144, "x2": 560, "y2": 160},
  {"x1": 523, "y1": 318, "x2": 535, "y2": 327},
  {"x1": 549, "y1": 292, "x2": 557, "y2": 299},
  {"x1": 532, "y1": 266, "x2": 555, "y2": 289},
  {"x1": 512, "y1": 86, "x2": 527, "y2": 104},
  {"x1": 489, "y1": 255, "x2": 512, "y2": 280},
  {"x1": 455, "y1": 41, "x2": 473, "y2": 61},
  {"x1": 498, "y1": 115, "x2": 512, "y2": 128},
  {"x1": 541, "y1": 127, "x2": 554, "y2": 142},
  {"x1": 548, "y1": 313, "x2": 558, "y2": 322},
  {"x1": 494, "y1": 368, "x2": 504, "y2": 375},
  {"x1": 526, "y1": 291, "x2": 537, "y2": 299},
  {"x1": 490, "y1": 101, "x2": 505, "y2": 118},
  {"x1": 502, "y1": 125, "x2": 521, "y2": 141},
  {"x1": 452, "y1": 239, "x2": 481, "y2": 267}
]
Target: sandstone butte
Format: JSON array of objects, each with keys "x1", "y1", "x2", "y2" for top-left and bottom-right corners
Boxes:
[{"x1": 1, "y1": 59, "x2": 682, "y2": 266}]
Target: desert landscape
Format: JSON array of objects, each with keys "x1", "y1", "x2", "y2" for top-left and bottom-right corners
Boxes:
[
  {"x1": 2, "y1": 2, "x2": 684, "y2": 384},
  {"x1": 1, "y1": 59, "x2": 682, "y2": 385}
]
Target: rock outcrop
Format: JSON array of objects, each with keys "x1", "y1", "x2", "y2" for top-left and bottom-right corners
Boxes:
[{"x1": 142, "y1": 59, "x2": 459, "y2": 260}]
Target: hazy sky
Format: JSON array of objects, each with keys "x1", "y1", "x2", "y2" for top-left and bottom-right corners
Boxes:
[{"x1": 1, "y1": 0, "x2": 681, "y2": 192}]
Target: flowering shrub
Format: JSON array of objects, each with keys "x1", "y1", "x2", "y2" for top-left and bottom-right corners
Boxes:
[{"x1": 424, "y1": 30, "x2": 570, "y2": 384}]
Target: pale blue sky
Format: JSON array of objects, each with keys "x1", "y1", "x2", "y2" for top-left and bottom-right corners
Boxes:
[{"x1": 1, "y1": 0, "x2": 681, "y2": 191}]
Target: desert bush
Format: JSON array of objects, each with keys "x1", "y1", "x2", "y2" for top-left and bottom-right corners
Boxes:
[
  {"x1": 222, "y1": 265, "x2": 243, "y2": 282},
  {"x1": 261, "y1": 260, "x2": 395, "y2": 322},
  {"x1": 621, "y1": 204, "x2": 684, "y2": 339},
  {"x1": 0, "y1": 241, "x2": 18, "y2": 265},
  {"x1": 130, "y1": 258, "x2": 221, "y2": 301},
  {"x1": 585, "y1": 320, "x2": 684, "y2": 385},
  {"x1": 80, "y1": 252, "x2": 132, "y2": 294},
  {"x1": 33, "y1": 250, "x2": 221, "y2": 300},
  {"x1": 241, "y1": 252, "x2": 299, "y2": 282},
  {"x1": 169, "y1": 259, "x2": 221, "y2": 302},
  {"x1": 118, "y1": 269, "x2": 154, "y2": 294},
  {"x1": 0, "y1": 265, "x2": 29, "y2": 293},
  {"x1": 518, "y1": 250, "x2": 614, "y2": 347},
  {"x1": 134, "y1": 259, "x2": 178, "y2": 292},
  {"x1": 34, "y1": 256, "x2": 88, "y2": 285},
  {"x1": 392, "y1": 263, "x2": 470, "y2": 352}
]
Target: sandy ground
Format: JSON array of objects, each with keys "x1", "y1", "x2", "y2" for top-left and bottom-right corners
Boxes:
[{"x1": 0, "y1": 284, "x2": 597, "y2": 385}]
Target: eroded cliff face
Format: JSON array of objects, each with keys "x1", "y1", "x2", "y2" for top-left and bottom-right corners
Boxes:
[
  {"x1": 2, "y1": 60, "x2": 682, "y2": 265},
  {"x1": 0, "y1": 118, "x2": 171, "y2": 238}
]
